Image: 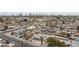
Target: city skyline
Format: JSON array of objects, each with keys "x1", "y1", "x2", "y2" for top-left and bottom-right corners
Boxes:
[{"x1": 0, "y1": 12, "x2": 79, "y2": 16}]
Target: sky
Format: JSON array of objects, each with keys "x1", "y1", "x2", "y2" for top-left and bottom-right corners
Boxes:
[
  {"x1": 0, "y1": 0, "x2": 79, "y2": 12},
  {"x1": 0, "y1": 0, "x2": 79, "y2": 16}
]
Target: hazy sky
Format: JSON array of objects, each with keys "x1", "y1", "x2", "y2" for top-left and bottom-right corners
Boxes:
[
  {"x1": 0, "y1": 0, "x2": 79, "y2": 14},
  {"x1": 0, "y1": 12, "x2": 79, "y2": 16}
]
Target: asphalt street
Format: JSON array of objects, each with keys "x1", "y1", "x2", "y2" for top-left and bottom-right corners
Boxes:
[{"x1": 0, "y1": 28, "x2": 40, "y2": 47}]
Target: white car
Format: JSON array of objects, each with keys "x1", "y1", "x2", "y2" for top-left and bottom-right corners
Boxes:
[{"x1": 0, "y1": 38, "x2": 3, "y2": 41}]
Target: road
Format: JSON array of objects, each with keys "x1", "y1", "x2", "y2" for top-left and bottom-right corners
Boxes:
[{"x1": 0, "y1": 27, "x2": 40, "y2": 47}]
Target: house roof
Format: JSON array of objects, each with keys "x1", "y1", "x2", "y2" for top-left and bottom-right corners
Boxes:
[
  {"x1": 74, "y1": 32, "x2": 79, "y2": 37},
  {"x1": 27, "y1": 26, "x2": 36, "y2": 30}
]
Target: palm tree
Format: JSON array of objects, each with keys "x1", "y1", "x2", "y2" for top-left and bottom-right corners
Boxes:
[
  {"x1": 0, "y1": 18, "x2": 4, "y2": 22},
  {"x1": 76, "y1": 25, "x2": 79, "y2": 32},
  {"x1": 40, "y1": 36, "x2": 43, "y2": 46},
  {"x1": 4, "y1": 25, "x2": 8, "y2": 30},
  {"x1": 60, "y1": 21, "x2": 65, "y2": 32},
  {"x1": 60, "y1": 26, "x2": 63, "y2": 32}
]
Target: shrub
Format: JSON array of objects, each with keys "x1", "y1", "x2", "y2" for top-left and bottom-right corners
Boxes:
[{"x1": 46, "y1": 37, "x2": 67, "y2": 47}]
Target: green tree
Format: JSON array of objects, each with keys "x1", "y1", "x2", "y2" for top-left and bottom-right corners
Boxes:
[
  {"x1": 46, "y1": 37, "x2": 67, "y2": 47},
  {"x1": 60, "y1": 32, "x2": 66, "y2": 37},
  {"x1": 66, "y1": 33, "x2": 71, "y2": 38}
]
